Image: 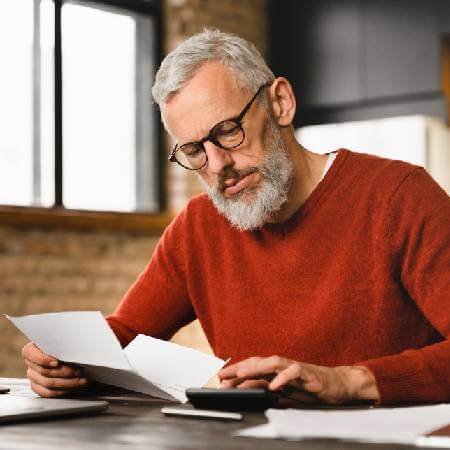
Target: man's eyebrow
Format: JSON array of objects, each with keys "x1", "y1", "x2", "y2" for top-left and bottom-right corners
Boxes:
[
  {"x1": 178, "y1": 127, "x2": 211, "y2": 146},
  {"x1": 178, "y1": 116, "x2": 231, "y2": 147},
  {"x1": 176, "y1": 92, "x2": 251, "y2": 148}
]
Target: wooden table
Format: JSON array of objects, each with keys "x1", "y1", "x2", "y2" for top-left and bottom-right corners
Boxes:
[{"x1": 0, "y1": 379, "x2": 413, "y2": 450}]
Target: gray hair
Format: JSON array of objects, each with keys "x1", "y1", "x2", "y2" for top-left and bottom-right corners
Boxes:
[{"x1": 151, "y1": 28, "x2": 275, "y2": 108}]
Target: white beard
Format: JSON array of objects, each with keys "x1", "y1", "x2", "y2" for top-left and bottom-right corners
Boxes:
[{"x1": 198, "y1": 115, "x2": 294, "y2": 231}]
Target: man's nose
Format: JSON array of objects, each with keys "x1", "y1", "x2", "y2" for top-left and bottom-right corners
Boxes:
[{"x1": 203, "y1": 141, "x2": 233, "y2": 175}]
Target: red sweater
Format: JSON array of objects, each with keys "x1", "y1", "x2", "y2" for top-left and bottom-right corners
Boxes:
[{"x1": 107, "y1": 149, "x2": 450, "y2": 405}]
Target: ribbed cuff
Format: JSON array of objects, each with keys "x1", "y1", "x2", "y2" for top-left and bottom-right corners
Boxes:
[{"x1": 359, "y1": 352, "x2": 441, "y2": 405}]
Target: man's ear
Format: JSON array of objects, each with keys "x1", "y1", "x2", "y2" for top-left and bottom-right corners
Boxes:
[{"x1": 269, "y1": 77, "x2": 296, "y2": 127}]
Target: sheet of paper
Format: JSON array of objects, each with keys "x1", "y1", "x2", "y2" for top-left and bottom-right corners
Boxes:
[
  {"x1": 80, "y1": 365, "x2": 176, "y2": 401},
  {"x1": 234, "y1": 423, "x2": 277, "y2": 439},
  {"x1": 236, "y1": 405, "x2": 450, "y2": 444},
  {"x1": 7, "y1": 312, "x2": 227, "y2": 403},
  {"x1": 124, "y1": 334, "x2": 226, "y2": 388},
  {"x1": 7, "y1": 312, "x2": 131, "y2": 370}
]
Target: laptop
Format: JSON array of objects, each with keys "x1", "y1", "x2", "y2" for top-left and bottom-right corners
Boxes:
[{"x1": 0, "y1": 394, "x2": 108, "y2": 424}]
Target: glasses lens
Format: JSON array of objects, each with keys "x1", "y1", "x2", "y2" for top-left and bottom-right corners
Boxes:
[
  {"x1": 213, "y1": 120, "x2": 244, "y2": 149},
  {"x1": 175, "y1": 142, "x2": 207, "y2": 169}
]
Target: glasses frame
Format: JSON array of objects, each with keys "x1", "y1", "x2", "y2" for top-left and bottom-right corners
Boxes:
[{"x1": 168, "y1": 83, "x2": 271, "y2": 170}]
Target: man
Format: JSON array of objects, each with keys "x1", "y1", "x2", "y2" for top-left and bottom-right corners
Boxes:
[{"x1": 22, "y1": 29, "x2": 450, "y2": 405}]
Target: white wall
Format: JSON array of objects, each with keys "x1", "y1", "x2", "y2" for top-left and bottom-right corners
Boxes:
[{"x1": 296, "y1": 115, "x2": 450, "y2": 193}]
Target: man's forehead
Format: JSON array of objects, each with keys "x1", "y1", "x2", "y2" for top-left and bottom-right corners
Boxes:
[
  {"x1": 179, "y1": 61, "x2": 242, "y2": 97},
  {"x1": 163, "y1": 62, "x2": 249, "y2": 140}
]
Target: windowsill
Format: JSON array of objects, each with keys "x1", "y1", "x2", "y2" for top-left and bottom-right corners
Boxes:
[{"x1": 0, "y1": 205, "x2": 173, "y2": 235}]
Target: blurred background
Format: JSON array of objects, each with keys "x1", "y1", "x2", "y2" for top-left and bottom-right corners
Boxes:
[{"x1": 0, "y1": 0, "x2": 449, "y2": 377}]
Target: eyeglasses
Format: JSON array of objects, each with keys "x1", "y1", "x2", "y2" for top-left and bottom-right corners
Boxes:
[{"x1": 168, "y1": 83, "x2": 271, "y2": 170}]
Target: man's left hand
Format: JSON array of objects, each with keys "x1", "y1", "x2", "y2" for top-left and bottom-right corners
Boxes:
[{"x1": 218, "y1": 356, "x2": 380, "y2": 405}]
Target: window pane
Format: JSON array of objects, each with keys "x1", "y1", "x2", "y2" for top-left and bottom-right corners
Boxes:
[
  {"x1": 0, "y1": 1, "x2": 33, "y2": 206},
  {"x1": 0, "y1": 0, "x2": 54, "y2": 207},
  {"x1": 62, "y1": 3, "x2": 156, "y2": 212}
]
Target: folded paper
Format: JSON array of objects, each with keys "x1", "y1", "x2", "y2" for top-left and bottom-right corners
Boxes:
[{"x1": 7, "y1": 311, "x2": 226, "y2": 402}]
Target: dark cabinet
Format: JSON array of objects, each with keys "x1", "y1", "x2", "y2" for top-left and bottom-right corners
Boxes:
[
  {"x1": 438, "y1": 0, "x2": 450, "y2": 33},
  {"x1": 297, "y1": 0, "x2": 363, "y2": 106},
  {"x1": 269, "y1": 0, "x2": 363, "y2": 109},
  {"x1": 269, "y1": 0, "x2": 448, "y2": 124},
  {"x1": 364, "y1": 0, "x2": 440, "y2": 99}
]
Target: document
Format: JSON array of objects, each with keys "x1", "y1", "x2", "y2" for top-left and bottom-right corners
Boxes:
[
  {"x1": 7, "y1": 311, "x2": 226, "y2": 402},
  {"x1": 417, "y1": 424, "x2": 450, "y2": 448},
  {"x1": 235, "y1": 404, "x2": 450, "y2": 445}
]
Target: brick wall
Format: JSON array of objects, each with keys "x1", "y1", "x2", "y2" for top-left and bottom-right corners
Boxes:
[
  {"x1": 0, "y1": 227, "x2": 159, "y2": 376},
  {"x1": 0, "y1": 0, "x2": 268, "y2": 377}
]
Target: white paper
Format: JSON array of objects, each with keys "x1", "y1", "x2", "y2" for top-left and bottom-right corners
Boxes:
[
  {"x1": 81, "y1": 365, "x2": 176, "y2": 401},
  {"x1": 7, "y1": 311, "x2": 131, "y2": 370},
  {"x1": 236, "y1": 405, "x2": 450, "y2": 444},
  {"x1": 234, "y1": 424, "x2": 277, "y2": 438},
  {"x1": 7, "y1": 312, "x2": 226, "y2": 403},
  {"x1": 125, "y1": 334, "x2": 225, "y2": 388}
]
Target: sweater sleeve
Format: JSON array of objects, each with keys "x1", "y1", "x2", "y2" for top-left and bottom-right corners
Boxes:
[
  {"x1": 106, "y1": 208, "x2": 196, "y2": 347},
  {"x1": 359, "y1": 168, "x2": 450, "y2": 404}
]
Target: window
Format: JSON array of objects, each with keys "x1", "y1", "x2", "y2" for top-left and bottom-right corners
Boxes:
[
  {"x1": 0, "y1": 0, "x2": 53, "y2": 207},
  {"x1": 0, "y1": 0, "x2": 161, "y2": 213}
]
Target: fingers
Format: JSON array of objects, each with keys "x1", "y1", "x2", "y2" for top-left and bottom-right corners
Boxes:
[
  {"x1": 219, "y1": 378, "x2": 242, "y2": 388},
  {"x1": 28, "y1": 378, "x2": 89, "y2": 398},
  {"x1": 269, "y1": 363, "x2": 322, "y2": 392},
  {"x1": 236, "y1": 379, "x2": 270, "y2": 389},
  {"x1": 269, "y1": 363, "x2": 322, "y2": 393},
  {"x1": 27, "y1": 367, "x2": 89, "y2": 389},
  {"x1": 220, "y1": 377, "x2": 270, "y2": 389},
  {"x1": 268, "y1": 363, "x2": 302, "y2": 391},
  {"x1": 235, "y1": 355, "x2": 291, "y2": 379},
  {"x1": 219, "y1": 356, "x2": 290, "y2": 381},
  {"x1": 218, "y1": 357, "x2": 261, "y2": 388},
  {"x1": 22, "y1": 341, "x2": 89, "y2": 398},
  {"x1": 29, "y1": 380, "x2": 68, "y2": 398},
  {"x1": 27, "y1": 366, "x2": 89, "y2": 397},
  {"x1": 24, "y1": 358, "x2": 82, "y2": 379},
  {"x1": 219, "y1": 356, "x2": 292, "y2": 392},
  {"x1": 22, "y1": 342, "x2": 59, "y2": 368},
  {"x1": 218, "y1": 357, "x2": 262, "y2": 380},
  {"x1": 218, "y1": 357, "x2": 272, "y2": 388},
  {"x1": 218, "y1": 356, "x2": 269, "y2": 380},
  {"x1": 221, "y1": 356, "x2": 352, "y2": 405}
]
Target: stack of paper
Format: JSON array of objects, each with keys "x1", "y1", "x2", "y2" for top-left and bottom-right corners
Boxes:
[
  {"x1": 236, "y1": 404, "x2": 450, "y2": 445},
  {"x1": 7, "y1": 311, "x2": 226, "y2": 402}
]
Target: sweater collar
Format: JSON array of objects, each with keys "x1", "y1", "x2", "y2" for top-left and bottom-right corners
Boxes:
[{"x1": 262, "y1": 148, "x2": 350, "y2": 235}]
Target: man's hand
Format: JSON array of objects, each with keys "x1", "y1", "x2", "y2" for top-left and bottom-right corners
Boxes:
[
  {"x1": 22, "y1": 342, "x2": 90, "y2": 398},
  {"x1": 218, "y1": 356, "x2": 380, "y2": 405}
]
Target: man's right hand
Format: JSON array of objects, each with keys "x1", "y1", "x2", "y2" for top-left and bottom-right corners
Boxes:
[{"x1": 22, "y1": 342, "x2": 89, "y2": 398}]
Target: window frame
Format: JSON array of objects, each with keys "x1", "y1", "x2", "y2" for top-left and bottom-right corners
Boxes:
[{"x1": 0, "y1": 0, "x2": 167, "y2": 233}]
